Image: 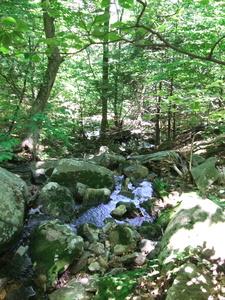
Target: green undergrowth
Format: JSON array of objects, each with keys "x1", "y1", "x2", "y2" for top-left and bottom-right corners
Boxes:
[
  {"x1": 94, "y1": 268, "x2": 148, "y2": 300},
  {"x1": 94, "y1": 261, "x2": 160, "y2": 300},
  {"x1": 0, "y1": 133, "x2": 19, "y2": 162}
]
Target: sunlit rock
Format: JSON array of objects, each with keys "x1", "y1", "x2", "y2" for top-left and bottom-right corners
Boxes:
[
  {"x1": 88, "y1": 152, "x2": 126, "y2": 170},
  {"x1": 191, "y1": 157, "x2": 219, "y2": 190},
  {"x1": 48, "y1": 279, "x2": 93, "y2": 300},
  {"x1": 110, "y1": 204, "x2": 127, "y2": 218},
  {"x1": 0, "y1": 167, "x2": 28, "y2": 253},
  {"x1": 124, "y1": 164, "x2": 149, "y2": 179},
  {"x1": 166, "y1": 263, "x2": 214, "y2": 300},
  {"x1": 158, "y1": 192, "x2": 225, "y2": 265},
  {"x1": 50, "y1": 158, "x2": 115, "y2": 192},
  {"x1": 111, "y1": 202, "x2": 142, "y2": 220}
]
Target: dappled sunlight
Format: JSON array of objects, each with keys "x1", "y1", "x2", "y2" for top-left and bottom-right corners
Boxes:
[{"x1": 160, "y1": 192, "x2": 225, "y2": 265}]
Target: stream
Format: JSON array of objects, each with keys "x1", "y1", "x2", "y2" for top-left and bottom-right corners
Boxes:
[
  {"x1": 71, "y1": 175, "x2": 154, "y2": 228},
  {"x1": 1, "y1": 164, "x2": 154, "y2": 299}
]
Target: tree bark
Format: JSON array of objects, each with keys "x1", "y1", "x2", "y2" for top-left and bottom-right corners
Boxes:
[
  {"x1": 22, "y1": 0, "x2": 64, "y2": 155},
  {"x1": 155, "y1": 81, "x2": 162, "y2": 146},
  {"x1": 100, "y1": 3, "x2": 110, "y2": 140}
]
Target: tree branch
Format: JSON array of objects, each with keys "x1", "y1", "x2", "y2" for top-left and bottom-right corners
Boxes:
[
  {"x1": 135, "y1": 0, "x2": 225, "y2": 66},
  {"x1": 208, "y1": 35, "x2": 225, "y2": 59},
  {"x1": 135, "y1": 24, "x2": 225, "y2": 66}
]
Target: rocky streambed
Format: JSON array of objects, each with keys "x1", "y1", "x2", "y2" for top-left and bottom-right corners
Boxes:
[{"x1": 0, "y1": 149, "x2": 224, "y2": 299}]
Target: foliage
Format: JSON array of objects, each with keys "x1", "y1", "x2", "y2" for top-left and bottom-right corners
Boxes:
[
  {"x1": 0, "y1": 133, "x2": 19, "y2": 162},
  {"x1": 0, "y1": 0, "x2": 225, "y2": 155},
  {"x1": 153, "y1": 179, "x2": 170, "y2": 199},
  {"x1": 94, "y1": 268, "x2": 149, "y2": 300}
]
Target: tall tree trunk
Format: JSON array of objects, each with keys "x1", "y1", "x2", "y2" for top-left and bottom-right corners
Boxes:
[
  {"x1": 155, "y1": 81, "x2": 162, "y2": 146},
  {"x1": 167, "y1": 77, "x2": 174, "y2": 142},
  {"x1": 100, "y1": 3, "x2": 110, "y2": 140},
  {"x1": 21, "y1": 0, "x2": 64, "y2": 155}
]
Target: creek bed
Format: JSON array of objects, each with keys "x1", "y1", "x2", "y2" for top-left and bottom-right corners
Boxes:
[{"x1": 71, "y1": 175, "x2": 153, "y2": 228}]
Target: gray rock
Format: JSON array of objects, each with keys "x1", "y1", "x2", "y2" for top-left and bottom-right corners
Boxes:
[
  {"x1": 49, "y1": 279, "x2": 92, "y2": 300},
  {"x1": 37, "y1": 182, "x2": 75, "y2": 222},
  {"x1": 191, "y1": 157, "x2": 219, "y2": 190},
  {"x1": 77, "y1": 223, "x2": 100, "y2": 242},
  {"x1": 30, "y1": 220, "x2": 84, "y2": 290},
  {"x1": 124, "y1": 164, "x2": 149, "y2": 179},
  {"x1": 88, "y1": 242, "x2": 105, "y2": 255},
  {"x1": 158, "y1": 192, "x2": 225, "y2": 265},
  {"x1": 88, "y1": 261, "x2": 101, "y2": 272},
  {"x1": 30, "y1": 160, "x2": 58, "y2": 184},
  {"x1": 76, "y1": 182, "x2": 88, "y2": 202},
  {"x1": 50, "y1": 158, "x2": 115, "y2": 193},
  {"x1": 83, "y1": 188, "x2": 111, "y2": 206},
  {"x1": 70, "y1": 251, "x2": 91, "y2": 275},
  {"x1": 166, "y1": 263, "x2": 214, "y2": 300},
  {"x1": 138, "y1": 239, "x2": 158, "y2": 256},
  {"x1": 109, "y1": 224, "x2": 141, "y2": 254},
  {"x1": 118, "y1": 252, "x2": 146, "y2": 266},
  {"x1": 89, "y1": 153, "x2": 126, "y2": 170},
  {"x1": 0, "y1": 167, "x2": 28, "y2": 252},
  {"x1": 110, "y1": 204, "x2": 127, "y2": 218}
]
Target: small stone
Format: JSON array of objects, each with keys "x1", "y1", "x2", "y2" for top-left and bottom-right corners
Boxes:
[{"x1": 88, "y1": 262, "x2": 101, "y2": 272}]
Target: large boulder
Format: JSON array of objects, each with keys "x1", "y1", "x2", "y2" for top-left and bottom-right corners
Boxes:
[
  {"x1": 88, "y1": 152, "x2": 126, "y2": 170},
  {"x1": 158, "y1": 192, "x2": 225, "y2": 266},
  {"x1": 190, "y1": 157, "x2": 219, "y2": 190},
  {"x1": 166, "y1": 263, "x2": 214, "y2": 300},
  {"x1": 37, "y1": 182, "x2": 75, "y2": 223},
  {"x1": 0, "y1": 167, "x2": 28, "y2": 252},
  {"x1": 49, "y1": 159, "x2": 115, "y2": 193},
  {"x1": 49, "y1": 279, "x2": 93, "y2": 300},
  {"x1": 30, "y1": 160, "x2": 58, "y2": 184},
  {"x1": 124, "y1": 164, "x2": 149, "y2": 180},
  {"x1": 30, "y1": 220, "x2": 84, "y2": 290}
]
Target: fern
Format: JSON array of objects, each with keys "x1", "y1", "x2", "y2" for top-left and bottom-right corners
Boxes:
[{"x1": 0, "y1": 133, "x2": 19, "y2": 162}]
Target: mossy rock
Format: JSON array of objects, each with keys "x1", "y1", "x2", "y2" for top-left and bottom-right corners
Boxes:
[{"x1": 30, "y1": 220, "x2": 84, "y2": 290}]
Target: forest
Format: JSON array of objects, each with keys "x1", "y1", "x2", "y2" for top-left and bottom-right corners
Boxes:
[
  {"x1": 0, "y1": 0, "x2": 225, "y2": 159},
  {"x1": 1, "y1": 0, "x2": 225, "y2": 299}
]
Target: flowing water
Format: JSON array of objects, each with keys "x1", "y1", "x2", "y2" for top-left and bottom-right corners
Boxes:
[{"x1": 71, "y1": 175, "x2": 154, "y2": 228}]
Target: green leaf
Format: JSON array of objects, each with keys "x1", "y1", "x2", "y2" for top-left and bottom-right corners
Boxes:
[
  {"x1": 0, "y1": 46, "x2": 10, "y2": 54},
  {"x1": 1, "y1": 16, "x2": 17, "y2": 26},
  {"x1": 95, "y1": 13, "x2": 110, "y2": 24},
  {"x1": 110, "y1": 21, "x2": 125, "y2": 29},
  {"x1": 118, "y1": 0, "x2": 134, "y2": 9},
  {"x1": 158, "y1": 24, "x2": 168, "y2": 32},
  {"x1": 24, "y1": 53, "x2": 31, "y2": 59},
  {"x1": 176, "y1": 8, "x2": 184, "y2": 14},
  {"x1": 31, "y1": 54, "x2": 41, "y2": 62},
  {"x1": 2, "y1": 35, "x2": 11, "y2": 47},
  {"x1": 65, "y1": 33, "x2": 79, "y2": 40},
  {"x1": 198, "y1": 0, "x2": 210, "y2": 5},
  {"x1": 107, "y1": 32, "x2": 121, "y2": 41},
  {"x1": 99, "y1": 0, "x2": 110, "y2": 8}
]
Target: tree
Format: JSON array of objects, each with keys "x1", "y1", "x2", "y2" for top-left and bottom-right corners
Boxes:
[
  {"x1": 100, "y1": 1, "x2": 110, "y2": 138},
  {"x1": 21, "y1": 0, "x2": 64, "y2": 155}
]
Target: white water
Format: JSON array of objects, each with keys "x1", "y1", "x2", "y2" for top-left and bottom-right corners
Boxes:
[{"x1": 72, "y1": 175, "x2": 153, "y2": 228}]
